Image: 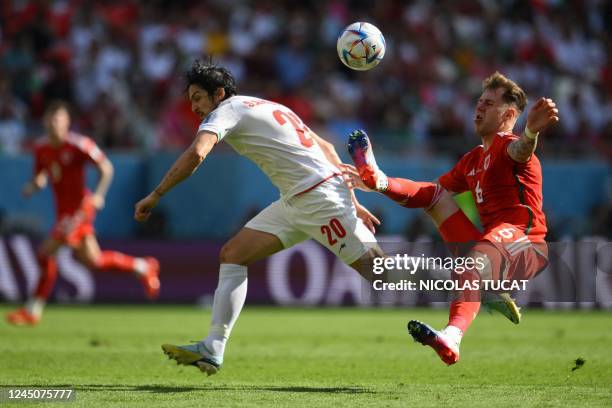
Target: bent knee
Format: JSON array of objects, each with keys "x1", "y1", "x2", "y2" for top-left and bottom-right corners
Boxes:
[
  {"x1": 426, "y1": 189, "x2": 459, "y2": 226},
  {"x1": 77, "y1": 256, "x2": 98, "y2": 270},
  {"x1": 350, "y1": 246, "x2": 385, "y2": 280},
  {"x1": 73, "y1": 251, "x2": 99, "y2": 269},
  {"x1": 362, "y1": 246, "x2": 385, "y2": 262},
  {"x1": 219, "y1": 242, "x2": 249, "y2": 265}
]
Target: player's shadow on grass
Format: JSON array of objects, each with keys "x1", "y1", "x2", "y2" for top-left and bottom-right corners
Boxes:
[
  {"x1": 252, "y1": 386, "x2": 374, "y2": 394},
  {"x1": 99, "y1": 384, "x2": 375, "y2": 395},
  {"x1": 13, "y1": 384, "x2": 374, "y2": 394}
]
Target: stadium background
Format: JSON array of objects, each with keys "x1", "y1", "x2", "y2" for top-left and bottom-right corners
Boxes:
[{"x1": 0, "y1": 0, "x2": 610, "y2": 307}]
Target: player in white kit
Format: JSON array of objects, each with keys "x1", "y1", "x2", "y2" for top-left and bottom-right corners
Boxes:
[{"x1": 134, "y1": 60, "x2": 382, "y2": 376}]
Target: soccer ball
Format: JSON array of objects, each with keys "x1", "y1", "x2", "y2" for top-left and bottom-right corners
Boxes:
[{"x1": 336, "y1": 22, "x2": 386, "y2": 71}]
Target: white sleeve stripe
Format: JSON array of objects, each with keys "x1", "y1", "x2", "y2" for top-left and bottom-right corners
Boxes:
[
  {"x1": 89, "y1": 146, "x2": 103, "y2": 161},
  {"x1": 71, "y1": 135, "x2": 104, "y2": 162}
]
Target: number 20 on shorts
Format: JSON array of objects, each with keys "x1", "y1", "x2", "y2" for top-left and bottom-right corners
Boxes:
[{"x1": 321, "y1": 218, "x2": 346, "y2": 246}]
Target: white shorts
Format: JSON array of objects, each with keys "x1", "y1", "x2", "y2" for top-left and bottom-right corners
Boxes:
[{"x1": 245, "y1": 176, "x2": 377, "y2": 264}]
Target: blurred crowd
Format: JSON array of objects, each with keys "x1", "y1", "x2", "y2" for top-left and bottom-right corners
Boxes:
[{"x1": 0, "y1": 0, "x2": 611, "y2": 159}]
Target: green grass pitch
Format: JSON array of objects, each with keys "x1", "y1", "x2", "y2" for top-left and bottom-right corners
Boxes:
[{"x1": 1, "y1": 305, "x2": 610, "y2": 407}]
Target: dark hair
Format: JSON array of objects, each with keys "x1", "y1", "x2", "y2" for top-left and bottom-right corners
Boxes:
[
  {"x1": 44, "y1": 100, "x2": 71, "y2": 116},
  {"x1": 185, "y1": 59, "x2": 237, "y2": 100},
  {"x1": 482, "y1": 71, "x2": 528, "y2": 112}
]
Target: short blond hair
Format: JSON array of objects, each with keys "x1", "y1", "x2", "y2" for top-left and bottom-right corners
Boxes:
[{"x1": 482, "y1": 72, "x2": 527, "y2": 112}]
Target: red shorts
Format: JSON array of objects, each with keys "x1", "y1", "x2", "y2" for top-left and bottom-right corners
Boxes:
[
  {"x1": 51, "y1": 198, "x2": 96, "y2": 247},
  {"x1": 474, "y1": 223, "x2": 548, "y2": 282}
]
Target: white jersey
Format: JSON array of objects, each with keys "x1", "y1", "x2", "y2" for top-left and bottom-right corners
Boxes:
[{"x1": 198, "y1": 95, "x2": 338, "y2": 198}]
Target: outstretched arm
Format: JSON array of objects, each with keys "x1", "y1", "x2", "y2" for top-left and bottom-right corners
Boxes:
[
  {"x1": 310, "y1": 132, "x2": 343, "y2": 168},
  {"x1": 134, "y1": 131, "x2": 217, "y2": 222},
  {"x1": 90, "y1": 158, "x2": 114, "y2": 209},
  {"x1": 22, "y1": 171, "x2": 48, "y2": 198},
  {"x1": 507, "y1": 97, "x2": 559, "y2": 163}
]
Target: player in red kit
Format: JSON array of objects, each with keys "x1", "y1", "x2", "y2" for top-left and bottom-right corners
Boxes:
[
  {"x1": 346, "y1": 72, "x2": 559, "y2": 365},
  {"x1": 6, "y1": 102, "x2": 160, "y2": 326}
]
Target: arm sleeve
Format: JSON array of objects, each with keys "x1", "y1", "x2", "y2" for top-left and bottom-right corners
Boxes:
[
  {"x1": 197, "y1": 101, "x2": 241, "y2": 142},
  {"x1": 438, "y1": 153, "x2": 470, "y2": 193},
  {"x1": 76, "y1": 136, "x2": 106, "y2": 164}
]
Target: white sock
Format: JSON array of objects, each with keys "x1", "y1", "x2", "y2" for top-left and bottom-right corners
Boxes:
[
  {"x1": 133, "y1": 258, "x2": 148, "y2": 276},
  {"x1": 442, "y1": 325, "x2": 463, "y2": 346},
  {"x1": 203, "y1": 264, "x2": 248, "y2": 356},
  {"x1": 25, "y1": 298, "x2": 45, "y2": 318}
]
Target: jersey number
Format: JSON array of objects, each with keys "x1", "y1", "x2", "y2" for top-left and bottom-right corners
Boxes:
[
  {"x1": 272, "y1": 110, "x2": 314, "y2": 148},
  {"x1": 490, "y1": 227, "x2": 517, "y2": 242},
  {"x1": 321, "y1": 218, "x2": 346, "y2": 246},
  {"x1": 475, "y1": 180, "x2": 484, "y2": 203}
]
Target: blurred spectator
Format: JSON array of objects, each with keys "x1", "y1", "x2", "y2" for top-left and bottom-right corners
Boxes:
[
  {"x1": 156, "y1": 88, "x2": 201, "y2": 150},
  {"x1": 0, "y1": 78, "x2": 27, "y2": 155}
]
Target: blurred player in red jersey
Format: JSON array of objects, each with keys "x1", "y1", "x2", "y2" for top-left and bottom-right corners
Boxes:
[
  {"x1": 6, "y1": 102, "x2": 160, "y2": 326},
  {"x1": 346, "y1": 72, "x2": 559, "y2": 365}
]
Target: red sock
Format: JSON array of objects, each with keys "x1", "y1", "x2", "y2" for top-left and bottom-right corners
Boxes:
[
  {"x1": 438, "y1": 210, "x2": 482, "y2": 256},
  {"x1": 385, "y1": 178, "x2": 441, "y2": 209},
  {"x1": 34, "y1": 254, "x2": 57, "y2": 300},
  {"x1": 95, "y1": 251, "x2": 138, "y2": 274},
  {"x1": 447, "y1": 268, "x2": 481, "y2": 333},
  {"x1": 436, "y1": 209, "x2": 483, "y2": 334},
  {"x1": 448, "y1": 300, "x2": 481, "y2": 333}
]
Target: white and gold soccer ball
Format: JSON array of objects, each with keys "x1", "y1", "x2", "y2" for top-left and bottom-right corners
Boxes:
[{"x1": 336, "y1": 22, "x2": 386, "y2": 71}]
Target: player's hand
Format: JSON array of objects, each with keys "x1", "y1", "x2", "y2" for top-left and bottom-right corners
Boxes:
[
  {"x1": 21, "y1": 182, "x2": 36, "y2": 199},
  {"x1": 526, "y1": 97, "x2": 559, "y2": 134},
  {"x1": 134, "y1": 192, "x2": 160, "y2": 222},
  {"x1": 340, "y1": 163, "x2": 374, "y2": 192},
  {"x1": 354, "y1": 202, "x2": 381, "y2": 234},
  {"x1": 90, "y1": 193, "x2": 105, "y2": 210}
]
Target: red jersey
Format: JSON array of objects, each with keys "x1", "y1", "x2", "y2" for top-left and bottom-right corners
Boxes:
[
  {"x1": 439, "y1": 132, "x2": 547, "y2": 241},
  {"x1": 34, "y1": 133, "x2": 106, "y2": 216}
]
